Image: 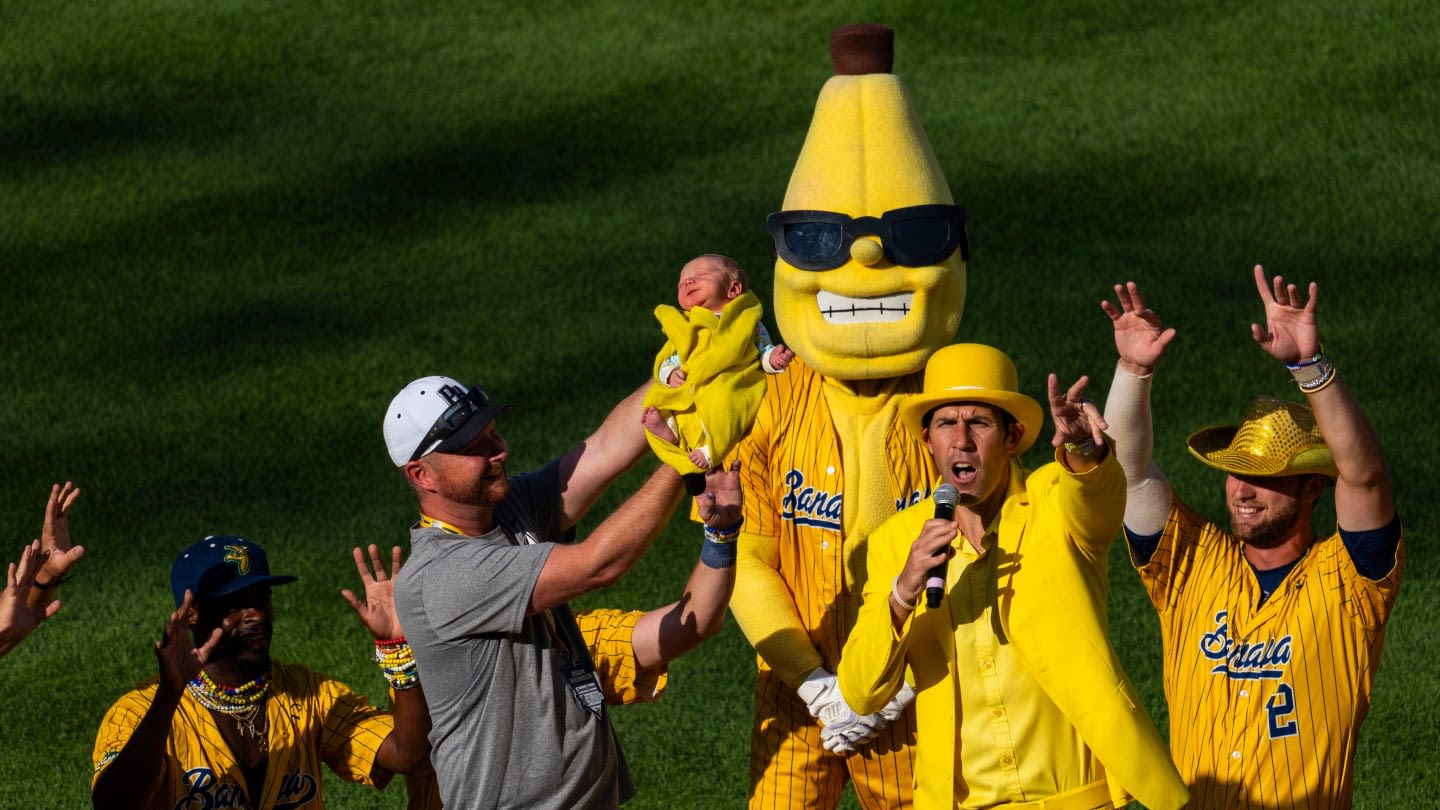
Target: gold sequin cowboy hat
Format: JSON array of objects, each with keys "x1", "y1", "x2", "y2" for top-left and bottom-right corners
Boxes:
[{"x1": 1186, "y1": 395, "x2": 1338, "y2": 478}]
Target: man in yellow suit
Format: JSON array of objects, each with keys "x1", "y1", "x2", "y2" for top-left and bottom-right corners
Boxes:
[
  {"x1": 731, "y1": 24, "x2": 967, "y2": 809},
  {"x1": 839, "y1": 343, "x2": 1188, "y2": 810}
]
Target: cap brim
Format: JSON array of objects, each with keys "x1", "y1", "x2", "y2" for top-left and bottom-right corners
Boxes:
[
  {"x1": 177, "y1": 574, "x2": 299, "y2": 607},
  {"x1": 215, "y1": 575, "x2": 299, "y2": 597},
  {"x1": 431, "y1": 403, "x2": 512, "y2": 456}
]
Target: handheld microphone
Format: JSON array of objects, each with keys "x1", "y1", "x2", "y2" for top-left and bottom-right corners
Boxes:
[{"x1": 925, "y1": 484, "x2": 959, "y2": 609}]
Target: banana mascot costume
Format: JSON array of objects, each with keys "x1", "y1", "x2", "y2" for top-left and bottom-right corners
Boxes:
[{"x1": 731, "y1": 25, "x2": 965, "y2": 809}]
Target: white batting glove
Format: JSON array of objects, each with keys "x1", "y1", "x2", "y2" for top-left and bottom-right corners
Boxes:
[
  {"x1": 819, "y1": 682, "x2": 916, "y2": 752},
  {"x1": 820, "y1": 709, "x2": 880, "y2": 753},
  {"x1": 795, "y1": 668, "x2": 870, "y2": 755}
]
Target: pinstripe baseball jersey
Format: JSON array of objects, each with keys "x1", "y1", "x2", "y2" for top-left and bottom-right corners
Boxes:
[
  {"x1": 577, "y1": 608, "x2": 668, "y2": 705},
  {"x1": 734, "y1": 357, "x2": 932, "y2": 809},
  {"x1": 92, "y1": 660, "x2": 395, "y2": 809},
  {"x1": 1134, "y1": 496, "x2": 1404, "y2": 808},
  {"x1": 736, "y1": 357, "x2": 935, "y2": 672}
]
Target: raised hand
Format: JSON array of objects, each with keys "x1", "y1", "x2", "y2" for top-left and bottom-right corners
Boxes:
[
  {"x1": 1101, "y1": 281, "x2": 1175, "y2": 375},
  {"x1": 342, "y1": 545, "x2": 406, "y2": 640},
  {"x1": 37, "y1": 482, "x2": 83, "y2": 586},
  {"x1": 1250, "y1": 264, "x2": 1320, "y2": 363},
  {"x1": 696, "y1": 460, "x2": 742, "y2": 529},
  {"x1": 1048, "y1": 373, "x2": 1107, "y2": 449},
  {"x1": 155, "y1": 590, "x2": 221, "y2": 692},
  {"x1": 0, "y1": 542, "x2": 64, "y2": 657}
]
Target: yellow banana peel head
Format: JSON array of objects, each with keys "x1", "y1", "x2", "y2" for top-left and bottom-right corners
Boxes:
[{"x1": 773, "y1": 27, "x2": 966, "y2": 381}]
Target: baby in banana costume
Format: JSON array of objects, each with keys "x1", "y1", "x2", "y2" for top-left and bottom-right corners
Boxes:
[
  {"x1": 730, "y1": 24, "x2": 962, "y2": 809},
  {"x1": 642, "y1": 254, "x2": 792, "y2": 485}
]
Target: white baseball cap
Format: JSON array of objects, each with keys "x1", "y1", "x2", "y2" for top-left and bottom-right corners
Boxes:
[{"x1": 383, "y1": 376, "x2": 511, "y2": 466}]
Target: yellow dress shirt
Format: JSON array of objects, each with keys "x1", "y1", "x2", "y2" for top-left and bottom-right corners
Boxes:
[{"x1": 948, "y1": 519, "x2": 1097, "y2": 807}]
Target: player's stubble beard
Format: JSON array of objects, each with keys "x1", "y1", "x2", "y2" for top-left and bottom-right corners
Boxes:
[{"x1": 1229, "y1": 498, "x2": 1303, "y2": 550}]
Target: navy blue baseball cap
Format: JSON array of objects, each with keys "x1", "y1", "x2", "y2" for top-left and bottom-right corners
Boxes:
[{"x1": 170, "y1": 536, "x2": 298, "y2": 607}]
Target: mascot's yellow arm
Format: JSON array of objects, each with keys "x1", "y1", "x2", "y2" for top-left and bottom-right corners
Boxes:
[{"x1": 734, "y1": 530, "x2": 826, "y2": 686}]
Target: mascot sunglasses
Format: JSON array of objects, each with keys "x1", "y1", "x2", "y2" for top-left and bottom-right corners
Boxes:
[{"x1": 766, "y1": 204, "x2": 969, "y2": 271}]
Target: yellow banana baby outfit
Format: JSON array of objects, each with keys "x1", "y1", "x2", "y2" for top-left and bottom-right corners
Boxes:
[{"x1": 643, "y1": 290, "x2": 768, "y2": 476}]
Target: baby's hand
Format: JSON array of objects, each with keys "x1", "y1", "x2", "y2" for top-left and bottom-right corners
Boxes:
[
  {"x1": 665, "y1": 368, "x2": 688, "y2": 388},
  {"x1": 769, "y1": 346, "x2": 795, "y2": 370}
]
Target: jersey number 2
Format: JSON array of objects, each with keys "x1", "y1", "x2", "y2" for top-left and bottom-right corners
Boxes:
[{"x1": 1267, "y1": 683, "x2": 1299, "y2": 739}]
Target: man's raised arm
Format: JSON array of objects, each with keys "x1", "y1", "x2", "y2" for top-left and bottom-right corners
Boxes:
[
  {"x1": 1101, "y1": 281, "x2": 1177, "y2": 537},
  {"x1": 554, "y1": 383, "x2": 652, "y2": 530},
  {"x1": 1248, "y1": 265, "x2": 1394, "y2": 532}
]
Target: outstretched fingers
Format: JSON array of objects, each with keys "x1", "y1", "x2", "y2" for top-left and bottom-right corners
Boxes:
[
  {"x1": 350, "y1": 546, "x2": 375, "y2": 585},
  {"x1": 344, "y1": 546, "x2": 404, "y2": 639},
  {"x1": 155, "y1": 590, "x2": 212, "y2": 688},
  {"x1": 39, "y1": 483, "x2": 85, "y2": 581},
  {"x1": 1251, "y1": 264, "x2": 1321, "y2": 361},
  {"x1": 1048, "y1": 374, "x2": 1106, "y2": 447},
  {"x1": 15, "y1": 541, "x2": 42, "y2": 589},
  {"x1": 194, "y1": 626, "x2": 223, "y2": 661}
]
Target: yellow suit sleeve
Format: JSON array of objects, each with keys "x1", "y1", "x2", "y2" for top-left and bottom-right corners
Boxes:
[
  {"x1": 838, "y1": 510, "x2": 915, "y2": 714},
  {"x1": 1051, "y1": 436, "x2": 1125, "y2": 563}
]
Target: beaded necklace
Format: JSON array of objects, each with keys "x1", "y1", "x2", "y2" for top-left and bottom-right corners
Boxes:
[{"x1": 187, "y1": 669, "x2": 271, "y2": 751}]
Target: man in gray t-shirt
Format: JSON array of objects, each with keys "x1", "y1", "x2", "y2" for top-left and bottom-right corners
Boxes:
[{"x1": 382, "y1": 376, "x2": 741, "y2": 809}]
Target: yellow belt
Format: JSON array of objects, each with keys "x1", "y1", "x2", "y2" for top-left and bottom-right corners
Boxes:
[{"x1": 993, "y1": 779, "x2": 1115, "y2": 810}]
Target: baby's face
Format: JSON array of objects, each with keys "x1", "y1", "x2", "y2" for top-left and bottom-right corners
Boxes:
[{"x1": 677, "y1": 257, "x2": 741, "y2": 312}]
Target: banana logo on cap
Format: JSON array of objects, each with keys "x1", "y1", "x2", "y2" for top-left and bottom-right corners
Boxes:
[
  {"x1": 223, "y1": 544, "x2": 252, "y2": 575},
  {"x1": 768, "y1": 24, "x2": 966, "y2": 381}
]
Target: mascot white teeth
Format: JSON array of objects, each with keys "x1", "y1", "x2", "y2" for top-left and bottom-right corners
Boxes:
[{"x1": 729, "y1": 23, "x2": 964, "y2": 809}]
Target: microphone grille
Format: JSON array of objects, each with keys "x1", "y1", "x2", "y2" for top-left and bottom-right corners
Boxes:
[{"x1": 934, "y1": 483, "x2": 959, "y2": 507}]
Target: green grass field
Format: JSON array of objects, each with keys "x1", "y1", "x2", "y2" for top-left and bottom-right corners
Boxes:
[{"x1": 2, "y1": 1, "x2": 1436, "y2": 807}]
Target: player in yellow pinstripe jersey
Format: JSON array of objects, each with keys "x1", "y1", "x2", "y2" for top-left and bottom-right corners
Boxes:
[
  {"x1": 1102, "y1": 268, "x2": 1403, "y2": 808},
  {"x1": 92, "y1": 537, "x2": 431, "y2": 809},
  {"x1": 730, "y1": 24, "x2": 969, "y2": 809},
  {"x1": 94, "y1": 660, "x2": 400, "y2": 808}
]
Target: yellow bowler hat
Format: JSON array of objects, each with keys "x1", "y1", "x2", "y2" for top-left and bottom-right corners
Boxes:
[
  {"x1": 1186, "y1": 395, "x2": 1338, "y2": 478},
  {"x1": 899, "y1": 343, "x2": 1043, "y2": 453}
]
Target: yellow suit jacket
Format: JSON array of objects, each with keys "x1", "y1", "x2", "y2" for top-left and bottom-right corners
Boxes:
[{"x1": 839, "y1": 450, "x2": 1187, "y2": 810}]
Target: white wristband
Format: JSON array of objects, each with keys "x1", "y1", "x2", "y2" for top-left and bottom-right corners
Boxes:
[{"x1": 891, "y1": 576, "x2": 917, "y2": 612}]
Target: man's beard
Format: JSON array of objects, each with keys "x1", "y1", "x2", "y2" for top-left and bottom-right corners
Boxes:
[
  {"x1": 1229, "y1": 499, "x2": 1302, "y2": 549},
  {"x1": 438, "y1": 467, "x2": 510, "y2": 508}
]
